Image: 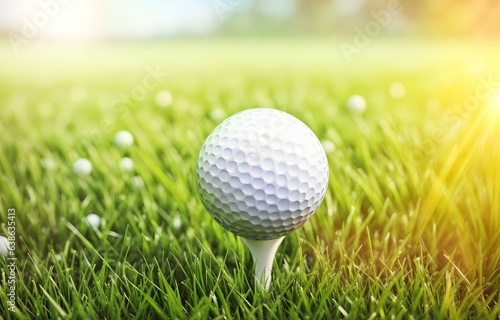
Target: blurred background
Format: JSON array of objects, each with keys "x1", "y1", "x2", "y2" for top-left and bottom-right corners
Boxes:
[{"x1": 1, "y1": 0, "x2": 499, "y2": 42}]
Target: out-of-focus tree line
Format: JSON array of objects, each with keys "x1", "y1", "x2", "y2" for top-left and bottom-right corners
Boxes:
[{"x1": 219, "y1": 0, "x2": 500, "y2": 38}]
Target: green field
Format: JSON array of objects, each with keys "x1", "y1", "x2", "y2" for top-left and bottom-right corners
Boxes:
[{"x1": 0, "y1": 39, "x2": 499, "y2": 319}]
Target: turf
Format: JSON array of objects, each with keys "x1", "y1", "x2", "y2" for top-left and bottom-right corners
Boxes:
[{"x1": 0, "y1": 39, "x2": 499, "y2": 319}]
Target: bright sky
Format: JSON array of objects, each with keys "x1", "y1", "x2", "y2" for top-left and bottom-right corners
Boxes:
[{"x1": 0, "y1": 0, "x2": 222, "y2": 41}]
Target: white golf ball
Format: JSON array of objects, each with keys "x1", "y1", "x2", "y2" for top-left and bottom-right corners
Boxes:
[
  {"x1": 73, "y1": 158, "x2": 92, "y2": 175},
  {"x1": 85, "y1": 213, "x2": 101, "y2": 229},
  {"x1": 114, "y1": 130, "x2": 134, "y2": 148},
  {"x1": 155, "y1": 90, "x2": 173, "y2": 108},
  {"x1": 346, "y1": 95, "x2": 367, "y2": 113},
  {"x1": 196, "y1": 108, "x2": 329, "y2": 240},
  {"x1": 120, "y1": 157, "x2": 134, "y2": 171},
  {"x1": 0, "y1": 236, "x2": 10, "y2": 257},
  {"x1": 172, "y1": 215, "x2": 182, "y2": 230}
]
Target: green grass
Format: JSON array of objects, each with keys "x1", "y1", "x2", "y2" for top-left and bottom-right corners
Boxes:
[{"x1": 0, "y1": 39, "x2": 499, "y2": 319}]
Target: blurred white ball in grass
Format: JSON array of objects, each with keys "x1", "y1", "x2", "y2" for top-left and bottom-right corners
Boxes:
[
  {"x1": 120, "y1": 157, "x2": 134, "y2": 172},
  {"x1": 389, "y1": 82, "x2": 406, "y2": 99},
  {"x1": 173, "y1": 215, "x2": 182, "y2": 230},
  {"x1": 210, "y1": 108, "x2": 225, "y2": 122},
  {"x1": 42, "y1": 158, "x2": 56, "y2": 171},
  {"x1": 0, "y1": 236, "x2": 10, "y2": 257},
  {"x1": 131, "y1": 176, "x2": 144, "y2": 189},
  {"x1": 155, "y1": 90, "x2": 173, "y2": 108},
  {"x1": 347, "y1": 95, "x2": 366, "y2": 113},
  {"x1": 114, "y1": 130, "x2": 134, "y2": 148},
  {"x1": 86, "y1": 213, "x2": 101, "y2": 229},
  {"x1": 321, "y1": 140, "x2": 336, "y2": 154},
  {"x1": 73, "y1": 158, "x2": 92, "y2": 175}
]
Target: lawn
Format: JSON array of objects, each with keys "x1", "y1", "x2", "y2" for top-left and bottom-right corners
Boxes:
[{"x1": 0, "y1": 39, "x2": 499, "y2": 319}]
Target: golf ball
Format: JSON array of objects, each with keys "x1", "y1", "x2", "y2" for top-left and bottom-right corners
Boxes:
[
  {"x1": 196, "y1": 108, "x2": 329, "y2": 240},
  {"x1": 172, "y1": 215, "x2": 182, "y2": 230},
  {"x1": 0, "y1": 236, "x2": 10, "y2": 257},
  {"x1": 73, "y1": 158, "x2": 92, "y2": 175},
  {"x1": 85, "y1": 213, "x2": 101, "y2": 229},
  {"x1": 114, "y1": 130, "x2": 134, "y2": 148},
  {"x1": 120, "y1": 157, "x2": 134, "y2": 171},
  {"x1": 346, "y1": 95, "x2": 367, "y2": 113}
]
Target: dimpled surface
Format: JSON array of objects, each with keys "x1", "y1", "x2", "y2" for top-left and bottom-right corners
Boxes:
[{"x1": 196, "y1": 108, "x2": 329, "y2": 240}]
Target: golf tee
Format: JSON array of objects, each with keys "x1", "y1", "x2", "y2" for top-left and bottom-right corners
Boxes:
[{"x1": 242, "y1": 236, "x2": 286, "y2": 291}]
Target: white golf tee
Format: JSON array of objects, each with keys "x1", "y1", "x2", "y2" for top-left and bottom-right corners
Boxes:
[{"x1": 242, "y1": 236, "x2": 286, "y2": 291}]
